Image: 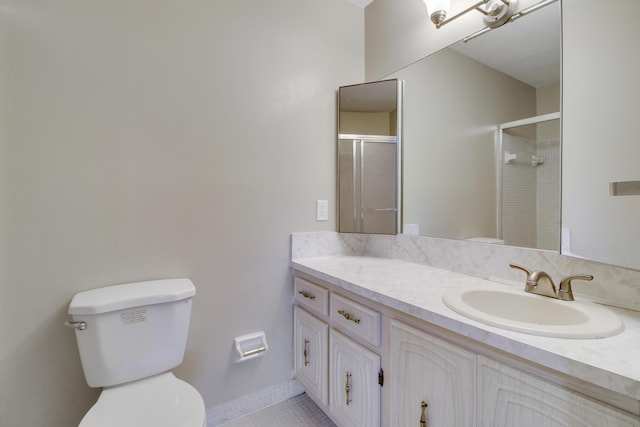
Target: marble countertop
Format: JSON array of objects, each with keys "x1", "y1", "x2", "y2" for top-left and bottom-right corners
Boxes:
[{"x1": 292, "y1": 255, "x2": 640, "y2": 402}]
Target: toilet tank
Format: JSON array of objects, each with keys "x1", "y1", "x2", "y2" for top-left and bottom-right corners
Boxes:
[{"x1": 67, "y1": 279, "x2": 196, "y2": 388}]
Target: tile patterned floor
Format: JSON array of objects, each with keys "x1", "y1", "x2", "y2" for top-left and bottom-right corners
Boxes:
[{"x1": 218, "y1": 393, "x2": 336, "y2": 427}]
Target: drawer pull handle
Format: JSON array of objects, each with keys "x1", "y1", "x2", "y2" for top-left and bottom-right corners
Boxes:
[
  {"x1": 298, "y1": 290, "x2": 316, "y2": 300},
  {"x1": 338, "y1": 309, "x2": 360, "y2": 324},
  {"x1": 303, "y1": 339, "x2": 310, "y2": 366},
  {"x1": 420, "y1": 400, "x2": 428, "y2": 427},
  {"x1": 345, "y1": 371, "x2": 352, "y2": 406}
]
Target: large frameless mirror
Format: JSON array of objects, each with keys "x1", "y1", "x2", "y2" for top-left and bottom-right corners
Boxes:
[
  {"x1": 337, "y1": 79, "x2": 403, "y2": 234},
  {"x1": 388, "y1": 0, "x2": 560, "y2": 250}
]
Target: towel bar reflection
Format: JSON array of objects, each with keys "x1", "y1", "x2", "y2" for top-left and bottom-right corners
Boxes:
[{"x1": 610, "y1": 180, "x2": 640, "y2": 196}]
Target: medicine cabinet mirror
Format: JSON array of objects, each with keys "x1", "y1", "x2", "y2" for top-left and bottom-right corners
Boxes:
[{"x1": 337, "y1": 79, "x2": 402, "y2": 235}]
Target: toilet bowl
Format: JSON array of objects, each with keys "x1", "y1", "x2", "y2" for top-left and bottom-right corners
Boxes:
[
  {"x1": 66, "y1": 279, "x2": 206, "y2": 427},
  {"x1": 79, "y1": 372, "x2": 205, "y2": 427}
]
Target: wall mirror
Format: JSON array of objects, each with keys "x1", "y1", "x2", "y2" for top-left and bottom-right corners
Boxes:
[
  {"x1": 337, "y1": 79, "x2": 402, "y2": 234},
  {"x1": 387, "y1": 0, "x2": 561, "y2": 250}
]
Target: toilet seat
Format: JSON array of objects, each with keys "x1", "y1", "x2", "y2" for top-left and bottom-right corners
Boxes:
[{"x1": 79, "y1": 372, "x2": 206, "y2": 427}]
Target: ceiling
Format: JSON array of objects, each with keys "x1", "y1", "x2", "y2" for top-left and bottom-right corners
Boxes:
[
  {"x1": 449, "y1": 1, "x2": 561, "y2": 88},
  {"x1": 339, "y1": 80, "x2": 398, "y2": 113},
  {"x1": 340, "y1": 0, "x2": 560, "y2": 112},
  {"x1": 354, "y1": 0, "x2": 561, "y2": 88},
  {"x1": 348, "y1": 0, "x2": 375, "y2": 7}
]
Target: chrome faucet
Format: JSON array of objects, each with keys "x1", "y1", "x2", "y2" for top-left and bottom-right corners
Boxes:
[{"x1": 509, "y1": 263, "x2": 593, "y2": 301}]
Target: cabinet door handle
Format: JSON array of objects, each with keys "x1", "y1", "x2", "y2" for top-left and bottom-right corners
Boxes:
[
  {"x1": 345, "y1": 371, "x2": 352, "y2": 406},
  {"x1": 338, "y1": 309, "x2": 360, "y2": 324},
  {"x1": 420, "y1": 400, "x2": 428, "y2": 427},
  {"x1": 303, "y1": 339, "x2": 309, "y2": 366},
  {"x1": 298, "y1": 290, "x2": 316, "y2": 300}
]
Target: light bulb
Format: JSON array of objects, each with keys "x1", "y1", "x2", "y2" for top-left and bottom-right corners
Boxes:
[{"x1": 424, "y1": 0, "x2": 451, "y2": 26}]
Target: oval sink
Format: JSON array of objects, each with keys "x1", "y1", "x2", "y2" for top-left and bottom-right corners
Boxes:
[{"x1": 443, "y1": 285, "x2": 624, "y2": 338}]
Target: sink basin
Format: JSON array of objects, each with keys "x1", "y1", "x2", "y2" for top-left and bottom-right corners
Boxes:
[{"x1": 442, "y1": 285, "x2": 624, "y2": 338}]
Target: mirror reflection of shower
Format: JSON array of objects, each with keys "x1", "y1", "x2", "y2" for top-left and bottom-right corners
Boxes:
[{"x1": 497, "y1": 112, "x2": 561, "y2": 251}]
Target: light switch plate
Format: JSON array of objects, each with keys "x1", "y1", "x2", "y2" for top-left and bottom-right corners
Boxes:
[{"x1": 316, "y1": 200, "x2": 329, "y2": 221}]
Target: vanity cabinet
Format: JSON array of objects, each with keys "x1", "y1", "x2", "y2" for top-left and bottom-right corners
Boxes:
[
  {"x1": 293, "y1": 306, "x2": 328, "y2": 406},
  {"x1": 294, "y1": 276, "x2": 329, "y2": 317},
  {"x1": 293, "y1": 270, "x2": 640, "y2": 427},
  {"x1": 329, "y1": 328, "x2": 381, "y2": 427},
  {"x1": 329, "y1": 291, "x2": 382, "y2": 426},
  {"x1": 293, "y1": 275, "x2": 382, "y2": 427},
  {"x1": 389, "y1": 320, "x2": 476, "y2": 427},
  {"x1": 293, "y1": 277, "x2": 330, "y2": 407},
  {"x1": 478, "y1": 357, "x2": 640, "y2": 427}
]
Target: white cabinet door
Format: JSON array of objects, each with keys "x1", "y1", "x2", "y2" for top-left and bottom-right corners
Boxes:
[
  {"x1": 389, "y1": 320, "x2": 476, "y2": 427},
  {"x1": 329, "y1": 328, "x2": 381, "y2": 427},
  {"x1": 294, "y1": 306, "x2": 328, "y2": 406},
  {"x1": 479, "y1": 356, "x2": 640, "y2": 427}
]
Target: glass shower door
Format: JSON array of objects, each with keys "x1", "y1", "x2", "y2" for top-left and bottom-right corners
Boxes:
[
  {"x1": 338, "y1": 136, "x2": 398, "y2": 234},
  {"x1": 497, "y1": 113, "x2": 561, "y2": 251}
]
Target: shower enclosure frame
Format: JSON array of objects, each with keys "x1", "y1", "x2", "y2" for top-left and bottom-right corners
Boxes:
[{"x1": 495, "y1": 111, "x2": 561, "y2": 246}]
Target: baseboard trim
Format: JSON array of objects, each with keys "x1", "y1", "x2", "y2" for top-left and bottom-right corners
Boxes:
[{"x1": 208, "y1": 379, "x2": 304, "y2": 426}]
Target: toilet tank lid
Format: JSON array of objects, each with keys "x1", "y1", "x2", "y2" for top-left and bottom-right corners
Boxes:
[{"x1": 68, "y1": 279, "x2": 195, "y2": 315}]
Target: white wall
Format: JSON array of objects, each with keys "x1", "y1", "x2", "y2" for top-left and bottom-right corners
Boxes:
[
  {"x1": 0, "y1": 1, "x2": 364, "y2": 426},
  {"x1": 562, "y1": 0, "x2": 640, "y2": 269},
  {"x1": 390, "y1": 48, "x2": 536, "y2": 240}
]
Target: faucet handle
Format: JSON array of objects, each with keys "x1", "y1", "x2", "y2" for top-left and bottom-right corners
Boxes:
[
  {"x1": 510, "y1": 264, "x2": 551, "y2": 294},
  {"x1": 509, "y1": 263, "x2": 533, "y2": 276},
  {"x1": 558, "y1": 274, "x2": 593, "y2": 301},
  {"x1": 510, "y1": 263, "x2": 534, "y2": 292}
]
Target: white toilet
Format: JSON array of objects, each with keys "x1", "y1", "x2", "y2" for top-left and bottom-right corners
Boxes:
[{"x1": 66, "y1": 278, "x2": 206, "y2": 427}]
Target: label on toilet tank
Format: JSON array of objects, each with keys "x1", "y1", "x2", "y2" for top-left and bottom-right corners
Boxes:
[{"x1": 121, "y1": 308, "x2": 147, "y2": 324}]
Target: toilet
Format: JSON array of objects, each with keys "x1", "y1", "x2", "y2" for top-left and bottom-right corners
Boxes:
[{"x1": 66, "y1": 279, "x2": 206, "y2": 427}]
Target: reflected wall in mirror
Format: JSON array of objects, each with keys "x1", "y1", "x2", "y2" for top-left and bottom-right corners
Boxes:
[
  {"x1": 389, "y1": 1, "x2": 560, "y2": 250},
  {"x1": 337, "y1": 79, "x2": 402, "y2": 234}
]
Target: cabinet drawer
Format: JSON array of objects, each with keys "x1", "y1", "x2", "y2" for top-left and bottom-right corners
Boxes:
[
  {"x1": 294, "y1": 277, "x2": 329, "y2": 316},
  {"x1": 330, "y1": 293, "x2": 381, "y2": 347}
]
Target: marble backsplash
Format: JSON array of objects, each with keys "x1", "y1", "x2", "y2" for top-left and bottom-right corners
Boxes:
[{"x1": 291, "y1": 231, "x2": 640, "y2": 312}]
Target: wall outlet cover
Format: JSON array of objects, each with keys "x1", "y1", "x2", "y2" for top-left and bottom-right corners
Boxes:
[{"x1": 316, "y1": 200, "x2": 329, "y2": 221}]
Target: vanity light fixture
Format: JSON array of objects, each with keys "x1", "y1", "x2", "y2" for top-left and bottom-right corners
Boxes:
[
  {"x1": 423, "y1": 0, "x2": 518, "y2": 29},
  {"x1": 424, "y1": 0, "x2": 451, "y2": 27},
  {"x1": 462, "y1": 0, "x2": 558, "y2": 42}
]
